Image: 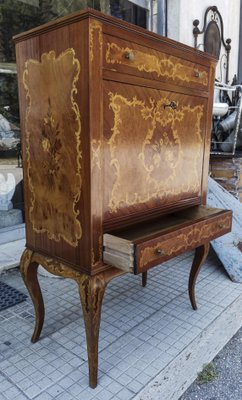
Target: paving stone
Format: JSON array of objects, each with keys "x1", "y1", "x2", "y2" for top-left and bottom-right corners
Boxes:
[
  {"x1": 116, "y1": 387, "x2": 135, "y2": 400},
  {"x1": 34, "y1": 393, "x2": 53, "y2": 400},
  {"x1": 3, "y1": 385, "x2": 23, "y2": 400}
]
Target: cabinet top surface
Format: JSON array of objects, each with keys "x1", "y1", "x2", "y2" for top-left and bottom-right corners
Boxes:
[{"x1": 13, "y1": 8, "x2": 216, "y2": 63}]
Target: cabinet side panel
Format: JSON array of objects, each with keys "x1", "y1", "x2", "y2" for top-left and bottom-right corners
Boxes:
[{"x1": 15, "y1": 20, "x2": 91, "y2": 272}]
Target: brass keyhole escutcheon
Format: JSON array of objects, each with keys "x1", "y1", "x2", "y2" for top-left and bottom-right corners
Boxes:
[
  {"x1": 164, "y1": 101, "x2": 177, "y2": 110},
  {"x1": 124, "y1": 51, "x2": 134, "y2": 61}
]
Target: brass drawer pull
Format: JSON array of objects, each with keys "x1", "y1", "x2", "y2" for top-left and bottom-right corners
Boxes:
[
  {"x1": 164, "y1": 101, "x2": 177, "y2": 110},
  {"x1": 155, "y1": 248, "x2": 166, "y2": 256},
  {"x1": 124, "y1": 51, "x2": 134, "y2": 61},
  {"x1": 218, "y1": 223, "x2": 226, "y2": 229}
]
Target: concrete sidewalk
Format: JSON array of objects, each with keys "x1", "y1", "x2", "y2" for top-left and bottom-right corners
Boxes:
[
  {"x1": 0, "y1": 240, "x2": 242, "y2": 400},
  {"x1": 180, "y1": 326, "x2": 242, "y2": 400}
]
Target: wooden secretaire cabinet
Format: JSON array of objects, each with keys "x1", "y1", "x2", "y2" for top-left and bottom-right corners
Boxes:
[{"x1": 14, "y1": 9, "x2": 232, "y2": 388}]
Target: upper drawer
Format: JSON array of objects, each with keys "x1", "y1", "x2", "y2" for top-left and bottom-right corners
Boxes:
[{"x1": 104, "y1": 35, "x2": 209, "y2": 91}]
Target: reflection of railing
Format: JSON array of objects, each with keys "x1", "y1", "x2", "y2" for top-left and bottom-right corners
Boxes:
[{"x1": 211, "y1": 83, "x2": 242, "y2": 156}]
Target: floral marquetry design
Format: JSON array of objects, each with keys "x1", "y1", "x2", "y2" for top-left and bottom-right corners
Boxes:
[
  {"x1": 41, "y1": 99, "x2": 63, "y2": 189},
  {"x1": 23, "y1": 49, "x2": 82, "y2": 246},
  {"x1": 105, "y1": 87, "x2": 204, "y2": 213}
]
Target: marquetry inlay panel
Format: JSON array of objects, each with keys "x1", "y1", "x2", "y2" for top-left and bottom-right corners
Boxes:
[
  {"x1": 103, "y1": 82, "x2": 205, "y2": 216},
  {"x1": 23, "y1": 49, "x2": 82, "y2": 246}
]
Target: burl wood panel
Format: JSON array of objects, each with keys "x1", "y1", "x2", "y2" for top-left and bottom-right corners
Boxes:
[
  {"x1": 104, "y1": 35, "x2": 209, "y2": 90},
  {"x1": 103, "y1": 81, "x2": 206, "y2": 221},
  {"x1": 23, "y1": 49, "x2": 82, "y2": 247}
]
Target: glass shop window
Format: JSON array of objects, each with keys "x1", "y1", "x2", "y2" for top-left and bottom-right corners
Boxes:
[
  {"x1": 110, "y1": 1, "x2": 148, "y2": 29},
  {"x1": 0, "y1": 0, "x2": 152, "y2": 154}
]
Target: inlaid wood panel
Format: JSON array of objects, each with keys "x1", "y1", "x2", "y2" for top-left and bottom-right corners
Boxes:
[
  {"x1": 23, "y1": 49, "x2": 82, "y2": 247},
  {"x1": 103, "y1": 81, "x2": 207, "y2": 222}
]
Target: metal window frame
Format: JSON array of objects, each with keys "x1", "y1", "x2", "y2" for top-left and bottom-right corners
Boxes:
[
  {"x1": 139, "y1": 0, "x2": 167, "y2": 35},
  {"x1": 128, "y1": 0, "x2": 153, "y2": 31}
]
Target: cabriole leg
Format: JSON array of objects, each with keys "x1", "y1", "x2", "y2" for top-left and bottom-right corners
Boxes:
[
  {"x1": 189, "y1": 243, "x2": 210, "y2": 310},
  {"x1": 21, "y1": 250, "x2": 124, "y2": 389},
  {"x1": 78, "y1": 275, "x2": 107, "y2": 389},
  {"x1": 20, "y1": 249, "x2": 45, "y2": 343}
]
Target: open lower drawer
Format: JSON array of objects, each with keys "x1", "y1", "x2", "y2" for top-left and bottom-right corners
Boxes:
[{"x1": 103, "y1": 206, "x2": 232, "y2": 274}]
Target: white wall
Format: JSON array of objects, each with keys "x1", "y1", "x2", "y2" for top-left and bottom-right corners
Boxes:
[{"x1": 167, "y1": 0, "x2": 241, "y2": 84}]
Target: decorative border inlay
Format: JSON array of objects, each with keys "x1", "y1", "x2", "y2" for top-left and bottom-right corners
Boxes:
[
  {"x1": 90, "y1": 20, "x2": 103, "y2": 62},
  {"x1": 91, "y1": 139, "x2": 102, "y2": 170}
]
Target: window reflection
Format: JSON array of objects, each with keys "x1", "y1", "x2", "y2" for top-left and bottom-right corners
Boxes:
[
  {"x1": 0, "y1": 0, "x2": 147, "y2": 130},
  {"x1": 110, "y1": 1, "x2": 147, "y2": 29},
  {"x1": 0, "y1": 0, "x2": 150, "y2": 225}
]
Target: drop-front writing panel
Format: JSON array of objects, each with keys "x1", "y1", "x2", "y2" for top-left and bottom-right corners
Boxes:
[{"x1": 103, "y1": 81, "x2": 207, "y2": 224}]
